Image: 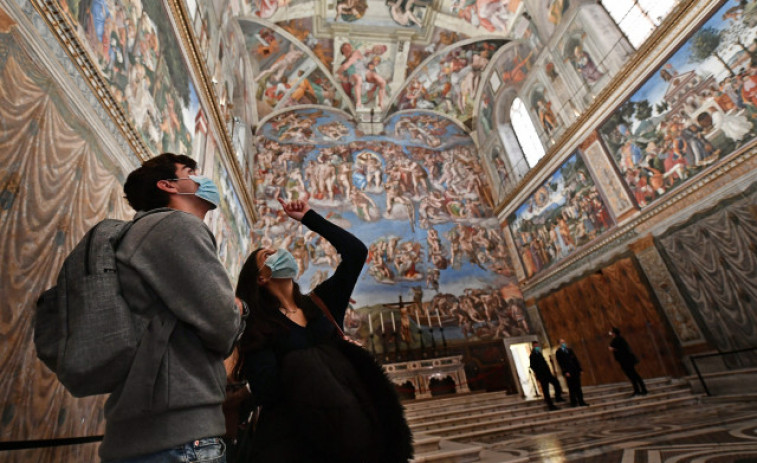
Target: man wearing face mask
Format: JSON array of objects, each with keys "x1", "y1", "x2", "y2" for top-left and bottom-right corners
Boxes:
[
  {"x1": 555, "y1": 338, "x2": 588, "y2": 407},
  {"x1": 99, "y1": 153, "x2": 246, "y2": 463},
  {"x1": 529, "y1": 340, "x2": 565, "y2": 411}
]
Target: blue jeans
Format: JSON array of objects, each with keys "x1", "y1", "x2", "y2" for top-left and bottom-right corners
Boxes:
[{"x1": 106, "y1": 437, "x2": 226, "y2": 463}]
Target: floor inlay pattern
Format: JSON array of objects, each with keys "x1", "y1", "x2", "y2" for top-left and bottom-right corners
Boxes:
[{"x1": 479, "y1": 400, "x2": 757, "y2": 462}]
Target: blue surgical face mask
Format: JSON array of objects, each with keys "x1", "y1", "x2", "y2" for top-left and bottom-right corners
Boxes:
[
  {"x1": 561, "y1": 343, "x2": 567, "y2": 349},
  {"x1": 175, "y1": 175, "x2": 220, "y2": 209},
  {"x1": 533, "y1": 346, "x2": 541, "y2": 353},
  {"x1": 264, "y1": 249, "x2": 298, "y2": 279}
]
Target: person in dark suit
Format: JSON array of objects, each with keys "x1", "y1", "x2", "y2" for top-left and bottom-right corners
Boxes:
[
  {"x1": 529, "y1": 341, "x2": 565, "y2": 411},
  {"x1": 609, "y1": 327, "x2": 647, "y2": 396},
  {"x1": 555, "y1": 338, "x2": 589, "y2": 407}
]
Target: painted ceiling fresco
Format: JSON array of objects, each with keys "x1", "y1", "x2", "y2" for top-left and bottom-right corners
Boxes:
[
  {"x1": 253, "y1": 108, "x2": 528, "y2": 346},
  {"x1": 391, "y1": 40, "x2": 507, "y2": 123}
]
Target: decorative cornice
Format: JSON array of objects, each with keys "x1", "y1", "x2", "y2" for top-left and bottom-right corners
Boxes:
[
  {"x1": 494, "y1": 0, "x2": 703, "y2": 216},
  {"x1": 29, "y1": 0, "x2": 151, "y2": 162},
  {"x1": 521, "y1": 145, "x2": 756, "y2": 299},
  {"x1": 166, "y1": 0, "x2": 258, "y2": 224}
]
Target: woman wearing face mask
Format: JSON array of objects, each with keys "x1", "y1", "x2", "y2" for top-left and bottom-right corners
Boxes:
[{"x1": 232, "y1": 194, "x2": 412, "y2": 463}]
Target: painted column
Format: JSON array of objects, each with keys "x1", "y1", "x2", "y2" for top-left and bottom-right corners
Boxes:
[{"x1": 629, "y1": 235, "x2": 705, "y2": 347}]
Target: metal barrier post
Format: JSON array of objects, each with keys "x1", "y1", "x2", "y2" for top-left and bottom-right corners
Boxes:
[{"x1": 690, "y1": 356, "x2": 711, "y2": 396}]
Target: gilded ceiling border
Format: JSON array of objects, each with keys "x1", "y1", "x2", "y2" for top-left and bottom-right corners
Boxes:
[
  {"x1": 29, "y1": 0, "x2": 151, "y2": 162},
  {"x1": 166, "y1": 0, "x2": 258, "y2": 224}
]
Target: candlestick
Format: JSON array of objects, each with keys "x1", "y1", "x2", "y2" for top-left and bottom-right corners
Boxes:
[
  {"x1": 380, "y1": 311, "x2": 385, "y2": 334},
  {"x1": 391, "y1": 312, "x2": 396, "y2": 332},
  {"x1": 436, "y1": 310, "x2": 442, "y2": 328},
  {"x1": 425, "y1": 307, "x2": 432, "y2": 326},
  {"x1": 368, "y1": 313, "x2": 373, "y2": 334}
]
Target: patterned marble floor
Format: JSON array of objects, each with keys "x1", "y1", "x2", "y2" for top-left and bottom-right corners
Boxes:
[{"x1": 474, "y1": 398, "x2": 757, "y2": 462}]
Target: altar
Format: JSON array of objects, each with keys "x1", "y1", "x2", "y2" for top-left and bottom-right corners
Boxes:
[{"x1": 383, "y1": 355, "x2": 470, "y2": 399}]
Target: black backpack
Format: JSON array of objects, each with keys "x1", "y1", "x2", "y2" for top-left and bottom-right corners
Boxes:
[{"x1": 34, "y1": 213, "x2": 155, "y2": 397}]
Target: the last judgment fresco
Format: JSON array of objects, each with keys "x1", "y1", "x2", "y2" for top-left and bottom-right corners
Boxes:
[{"x1": 254, "y1": 108, "x2": 529, "y2": 350}]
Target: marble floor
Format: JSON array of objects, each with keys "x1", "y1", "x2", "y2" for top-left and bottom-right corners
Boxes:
[{"x1": 473, "y1": 397, "x2": 757, "y2": 462}]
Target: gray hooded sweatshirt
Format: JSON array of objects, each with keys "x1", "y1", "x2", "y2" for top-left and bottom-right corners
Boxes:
[{"x1": 99, "y1": 208, "x2": 240, "y2": 461}]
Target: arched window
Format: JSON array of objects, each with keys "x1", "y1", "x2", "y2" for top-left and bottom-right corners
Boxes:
[
  {"x1": 510, "y1": 97, "x2": 545, "y2": 168},
  {"x1": 601, "y1": 0, "x2": 678, "y2": 49}
]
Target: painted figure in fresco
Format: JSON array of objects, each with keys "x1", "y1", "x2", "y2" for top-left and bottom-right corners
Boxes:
[
  {"x1": 501, "y1": 48, "x2": 534, "y2": 86},
  {"x1": 569, "y1": 43, "x2": 604, "y2": 85},
  {"x1": 335, "y1": 0, "x2": 368, "y2": 21},
  {"x1": 536, "y1": 98, "x2": 558, "y2": 135},
  {"x1": 355, "y1": 151, "x2": 384, "y2": 191},
  {"x1": 548, "y1": 0, "x2": 569, "y2": 26},
  {"x1": 337, "y1": 43, "x2": 388, "y2": 109},
  {"x1": 350, "y1": 189, "x2": 380, "y2": 221},
  {"x1": 254, "y1": 0, "x2": 279, "y2": 19},
  {"x1": 387, "y1": 0, "x2": 427, "y2": 27},
  {"x1": 256, "y1": 48, "x2": 305, "y2": 85}
]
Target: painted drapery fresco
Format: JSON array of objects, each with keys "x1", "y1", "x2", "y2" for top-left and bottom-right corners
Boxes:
[
  {"x1": 0, "y1": 11, "x2": 131, "y2": 457},
  {"x1": 658, "y1": 185, "x2": 757, "y2": 363},
  {"x1": 479, "y1": 85, "x2": 494, "y2": 138},
  {"x1": 599, "y1": 0, "x2": 757, "y2": 208},
  {"x1": 393, "y1": 39, "x2": 506, "y2": 123},
  {"x1": 254, "y1": 108, "x2": 528, "y2": 347},
  {"x1": 508, "y1": 151, "x2": 613, "y2": 278},
  {"x1": 59, "y1": 0, "x2": 201, "y2": 155}
]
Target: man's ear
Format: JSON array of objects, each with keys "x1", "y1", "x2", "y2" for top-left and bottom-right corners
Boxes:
[{"x1": 156, "y1": 179, "x2": 178, "y2": 194}]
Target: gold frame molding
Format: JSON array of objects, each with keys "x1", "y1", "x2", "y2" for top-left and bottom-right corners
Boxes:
[
  {"x1": 30, "y1": 0, "x2": 258, "y2": 224},
  {"x1": 30, "y1": 0, "x2": 151, "y2": 162}
]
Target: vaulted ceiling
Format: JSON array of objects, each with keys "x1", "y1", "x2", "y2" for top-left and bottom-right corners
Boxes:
[{"x1": 232, "y1": 0, "x2": 542, "y2": 131}]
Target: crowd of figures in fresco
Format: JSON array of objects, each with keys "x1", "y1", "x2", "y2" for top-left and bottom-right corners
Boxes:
[
  {"x1": 508, "y1": 152, "x2": 612, "y2": 278},
  {"x1": 600, "y1": 0, "x2": 757, "y2": 207},
  {"x1": 252, "y1": 109, "x2": 528, "y2": 343},
  {"x1": 60, "y1": 0, "x2": 198, "y2": 155}
]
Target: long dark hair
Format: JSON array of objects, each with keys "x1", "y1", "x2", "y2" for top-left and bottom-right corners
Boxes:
[{"x1": 232, "y1": 248, "x2": 316, "y2": 381}]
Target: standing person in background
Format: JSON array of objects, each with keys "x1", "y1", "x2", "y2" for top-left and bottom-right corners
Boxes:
[
  {"x1": 232, "y1": 193, "x2": 412, "y2": 463},
  {"x1": 555, "y1": 338, "x2": 589, "y2": 407},
  {"x1": 609, "y1": 327, "x2": 648, "y2": 397},
  {"x1": 529, "y1": 340, "x2": 565, "y2": 411}
]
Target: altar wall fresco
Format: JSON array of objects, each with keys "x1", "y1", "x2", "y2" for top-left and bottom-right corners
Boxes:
[
  {"x1": 599, "y1": 0, "x2": 757, "y2": 208},
  {"x1": 0, "y1": 7, "x2": 128, "y2": 457},
  {"x1": 254, "y1": 108, "x2": 530, "y2": 348}
]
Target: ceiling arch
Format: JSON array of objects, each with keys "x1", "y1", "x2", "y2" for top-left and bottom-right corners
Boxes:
[
  {"x1": 237, "y1": 17, "x2": 354, "y2": 119},
  {"x1": 388, "y1": 37, "x2": 508, "y2": 125}
]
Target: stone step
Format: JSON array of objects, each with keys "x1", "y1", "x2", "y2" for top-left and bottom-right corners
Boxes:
[
  {"x1": 411, "y1": 389, "x2": 692, "y2": 434},
  {"x1": 444, "y1": 394, "x2": 700, "y2": 443},
  {"x1": 403, "y1": 377, "x2": 674, "y2": 417},
  {"x1": 411, "y1": 441, "x2": 483, "y2": 463},
  {"x1": 407, "y1": 381, "x2": 686, "y2": 425},
  {"x1": 413, "y1": 435, "x2": 443, "y2": 454}
]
